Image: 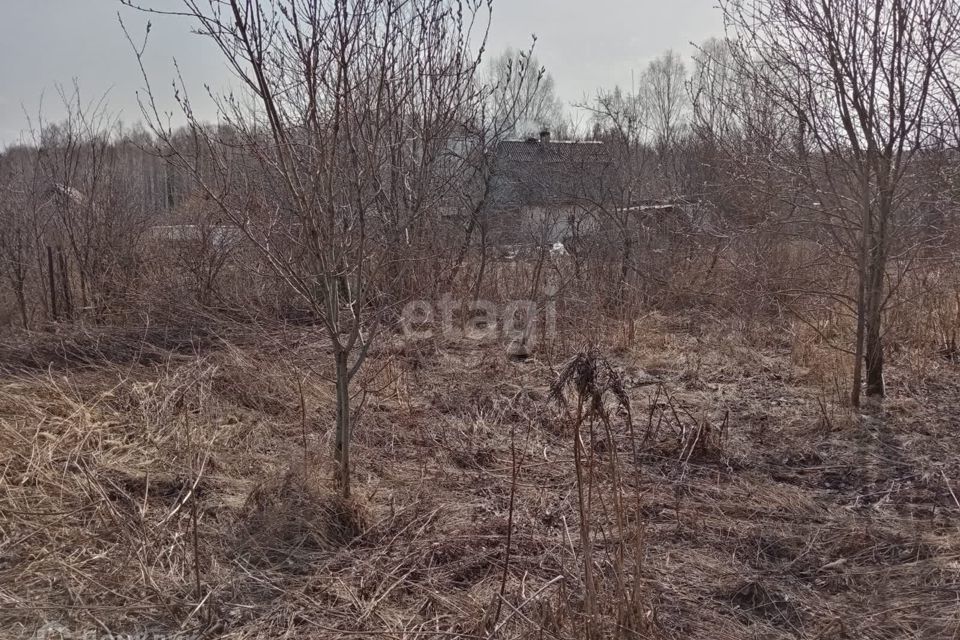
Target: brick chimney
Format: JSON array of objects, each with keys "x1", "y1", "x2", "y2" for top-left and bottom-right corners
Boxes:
[{"x1": 539, "y1": 129, "x2": 551, "y2": 143}]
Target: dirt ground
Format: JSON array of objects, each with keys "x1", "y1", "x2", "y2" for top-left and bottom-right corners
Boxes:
[{"x1": 1, "y1": 314, "x2": 959, "y2": 639}]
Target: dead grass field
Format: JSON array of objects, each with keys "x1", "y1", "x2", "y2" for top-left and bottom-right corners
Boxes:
[{"x1": 1, "y1": 314, "x2": 959, "y2": 639}]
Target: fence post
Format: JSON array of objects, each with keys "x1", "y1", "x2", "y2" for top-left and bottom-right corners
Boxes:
[
  {"x1": 57, "y1": 247, "x2": 73, "y2": 319},
  {"x1": 47, "y1": 245, "x2": 58, "y2": 322}
]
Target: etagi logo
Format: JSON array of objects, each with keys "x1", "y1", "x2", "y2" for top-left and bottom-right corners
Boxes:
[
  {"x1": 32, "y1": 623, "x2": 71, "y2": 640},
  {"x1": 32, "y1": 624, "x2": 192, "y2": 640},
  {"x1": 400, "y1": 291, "x2": 557, "y2": 346}
]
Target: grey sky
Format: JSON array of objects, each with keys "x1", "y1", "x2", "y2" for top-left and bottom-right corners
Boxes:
[{"x1": 0, "y1": 0, "x2": 723, "y2": 147}]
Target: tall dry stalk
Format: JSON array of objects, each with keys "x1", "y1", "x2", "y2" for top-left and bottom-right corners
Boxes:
[{"x1": 551, "y1": 349, "x2": 646, "y2": 637}]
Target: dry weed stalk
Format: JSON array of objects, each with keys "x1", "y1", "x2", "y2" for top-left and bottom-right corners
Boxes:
[{"x1": 551, "y1": 348, "x2": 656, "y2": 638}]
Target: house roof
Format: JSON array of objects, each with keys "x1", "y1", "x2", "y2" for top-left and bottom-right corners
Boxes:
[
  {"x1": 496, "y1": 139, "x2": 609, "y2": 164},
  {"x1": 491, "y1": 138, "x2": 612, "y2": 208}
]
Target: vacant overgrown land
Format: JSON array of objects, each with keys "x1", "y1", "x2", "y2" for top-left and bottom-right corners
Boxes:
[
  {"x1": 1, "y1": 310, "x2": 958, "y2": 639},
  {"x1": 6, "y1": 0, "x2": 960, "y2": 638}
]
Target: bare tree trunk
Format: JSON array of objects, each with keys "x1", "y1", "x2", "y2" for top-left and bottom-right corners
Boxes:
[
  {"x1": 472, "y1": 222, "x2": 489, "y2": 301},
  {"x1": 334, "y1": 350, "x2": 351, "y2": 499},
  {"x1": 864, "y1": 301, "x2": 885, "y2": 398},
  {"x1": 9, "y1": 241, "x2": 30, "y2": 330},
  {"x1": 851, "y1": 276, "x2": 866, "y2": 408},
  {"x1": 78, "y1": 263, "x2": 89, "y2": 312},
  {"x1": 619, "y1": 233, "x2": 633, "y2": 293},
  {"x1": 851, "y1": 173, "x2": 872, "y2": 408},
  {"x1": 864, "y1": 199, "x2": 890, "y2": 399},
  {"x1": 15, "y1": 280, "x2": 28, "y2": 330},
  {"x1": 447, "y1": 214, "x2": 476, "y2": 289}
]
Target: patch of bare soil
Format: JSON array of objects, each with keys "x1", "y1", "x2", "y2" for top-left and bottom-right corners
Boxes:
[{"x1": 1, "y1": 318, "x2": 958, "y2": 639}]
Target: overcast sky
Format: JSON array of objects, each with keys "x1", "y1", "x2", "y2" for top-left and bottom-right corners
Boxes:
[{"x1": 0, "y1": 0, "x2": 723, "y2": 147}]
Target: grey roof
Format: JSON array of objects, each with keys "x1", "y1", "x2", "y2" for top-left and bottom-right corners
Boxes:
[
  {"x1": 490, "y1": 139, "x2": 612, "y2": 208},
  {"x1": 496, "y1": 139, "x2": 609, "y2": 164}
]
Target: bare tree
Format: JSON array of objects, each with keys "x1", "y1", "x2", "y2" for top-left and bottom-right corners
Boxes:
[
  {"x1": 643, "y1": 50, "x2": 688, "y2": 166},
  {"x1": 123, "y1": 0, "x2": 497, "y2": 496},
  {"x1": 721, "y1": 0, "x2": 960, "y2": 406},
  {"x1": 0, "y1": 152, "x2": 39, "y2": 328},
  {"x1": 28, "y1": 87, "x2": 149, "y2": 320},
  {"x1": 487, "y1": 47, "x2": 564, "y2": 139},
  {"x1": 583, "y1": 85, "x2": 654, "y2": 293}
]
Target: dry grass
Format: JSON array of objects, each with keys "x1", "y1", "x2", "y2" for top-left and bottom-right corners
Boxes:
[{"x1": 1, "y1": 316, "x2": 959, "y2": 639}]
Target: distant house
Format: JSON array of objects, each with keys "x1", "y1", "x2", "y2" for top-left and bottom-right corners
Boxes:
[
  {"x1": 486, "y1": 131, "x2": 613, "y2": 245},
  {"x1": 45, "y1": 183, "x2": 86, "y2": 211},
  {"x1": 484, "y1": 134, "x2": 717, "y2": 252}
]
